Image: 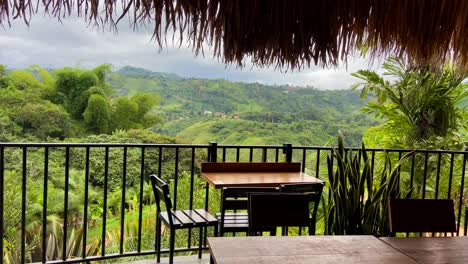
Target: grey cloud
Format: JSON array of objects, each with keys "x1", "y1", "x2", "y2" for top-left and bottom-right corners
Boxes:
[{"x1": 0, "y1": 15, "x2": 380, "y2": 90}]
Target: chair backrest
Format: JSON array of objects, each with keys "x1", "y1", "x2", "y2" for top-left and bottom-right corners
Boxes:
[
  {"x1": 201, "y1": 162, "x2": 301, "y2": 173},
  {"x1": 220, "y1": 187, "x2": 279, "y2": 226},
  {"x1": 280, "y1": 183, "x2": 324, "y2": 235},
  {"x1": 388, "y1": 199, "x2": 456, "y2": 235},
  {"x1": 248, "y1": 192, "x2": 309, "y2": 234},
  {"x1": 149, "y1": 174, "x2": 174, "y2": 224}
]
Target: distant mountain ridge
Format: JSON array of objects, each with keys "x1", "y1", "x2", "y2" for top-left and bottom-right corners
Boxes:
[
  {"x1": 117, "y1": 66, "x2": 183, "y2": 81},
  {"x1": 108, "y1": 66, "x2": 376, "y2": 146}
]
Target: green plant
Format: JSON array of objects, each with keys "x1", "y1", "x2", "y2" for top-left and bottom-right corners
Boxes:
[
  {"x1": 324, "y1": 132, "x2": 412, "y2": 236},
  {"x1": 352, "y1": 57, "x2": 467, "y2": 149}
]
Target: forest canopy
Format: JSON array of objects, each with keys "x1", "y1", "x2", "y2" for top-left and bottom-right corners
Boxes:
[{"x1": 0, "y1": 64, "x2": 161, "y2": 141}]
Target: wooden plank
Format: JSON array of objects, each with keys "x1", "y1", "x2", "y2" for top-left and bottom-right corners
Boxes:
[
  {"x1": 208, "y1": 236, "x2": 419, "y2": 264},
  {"x1": 194, "y1": 209, "x2": 218, "y2": 223},
  {"x1": 159, "y1": 212, "x2": 180, "y2": 226},
  {"x1": 201, "y1": 162, "x2": 301, "y2": 173},
  {"x1": 171, "y1": 211, "x2": 195, "y2": 226},
  {"x1": 216, "y1": 212, "x2": 248, "y2": 218},
  {"x1": 380, "y1": 237, "x2": 468, "y2": 264},
  {"x1": 182, "y1": 210, "x2": 207, "y2": 223}
]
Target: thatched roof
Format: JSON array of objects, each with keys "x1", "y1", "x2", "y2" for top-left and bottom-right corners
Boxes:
[{"x1": 1, "y1": 0, "x2": 467, "y2": 70}]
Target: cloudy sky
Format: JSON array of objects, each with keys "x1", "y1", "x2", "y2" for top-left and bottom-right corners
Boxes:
[{"x1": 0, "y1": 14, "x2": 381, "y2": 90}]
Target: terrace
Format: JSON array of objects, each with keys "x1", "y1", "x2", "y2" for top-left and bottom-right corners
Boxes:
[
  {"x1": 1, "y1": 1, "x2": 468, "y2": 264},
  {"x1": 1, "y1": 142, "x2": 467, "y2": 263}
]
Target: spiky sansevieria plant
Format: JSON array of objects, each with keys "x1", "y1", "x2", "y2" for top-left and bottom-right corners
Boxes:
[{"x1": 324, "y1": 132, "x2": 412, "y2": 236}]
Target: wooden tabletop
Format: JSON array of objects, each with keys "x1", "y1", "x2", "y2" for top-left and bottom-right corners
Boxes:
[
  {"x1": 380, "y1": 236, "x2": 468, "y2": 264},
  {"x1": 201, "y1": 171, "x2": 323, "y2": 188},
  {"x1": 208, "y1": 236, "x2": 419, "y2": 264}
]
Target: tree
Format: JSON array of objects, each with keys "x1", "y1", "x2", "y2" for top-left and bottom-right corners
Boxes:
[
  {"x1": 54, "y1": 68, "x2": 99, "y2": 119},
  {"x1": 130, "y1": 93, "x2": 162, "y2": 128},
  {"x1": 92, "y1": 64, "x2": 113, "y2": 95},
  {"x1": 83, "y1": 94, "x2": 110, "y2": 134},
  {"x1": 14, "y1": 102, "x2": 72, "y2": 139},
  {"x1": 110, "y1": 96, "x2": 139, "y2": 131},
  {"x1": 0, "y1": 64, "x2": 8, "y2": 88},
  {"x1": 353, "y1": 57, "x2": 468, "y2": 198},
  {"x1": 352, "y1": 57, "x2": 467, "y2": 149}
]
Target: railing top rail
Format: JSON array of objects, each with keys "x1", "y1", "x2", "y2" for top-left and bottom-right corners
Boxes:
[
  {"x1": 0, "y1": 142, "x2": 465, "y2": 154},
  {"x1": 217, "y1": 144, "x2": 467, "y2": 154},
  {"x1": 291, "y1": 146, "x2": 468, "y2": 154},
  {"x1": 0, "y1": 142, "x2": 210, "y2": 148}
]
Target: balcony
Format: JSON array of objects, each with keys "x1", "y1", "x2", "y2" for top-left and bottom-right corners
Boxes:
[{"x1": 1, "y1": 142, "x2": 467, "y2": 263}]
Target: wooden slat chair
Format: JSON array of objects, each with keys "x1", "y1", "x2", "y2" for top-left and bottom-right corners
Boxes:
[
  {"x1": 150, "y1": 174, "x2": 218, "y2": 264},
  {"x1": 388, "y1": 199, "x2": 456, "y2": 237},
  {"x1": 279, "y1": 182, "x2": 324, "y2": 235},
  {"x1": 218, "y1": 187, "x2": 279, "y2": 236},
  {"x1": 248, "y1": 192, "x2": 310, "y2": 236}
]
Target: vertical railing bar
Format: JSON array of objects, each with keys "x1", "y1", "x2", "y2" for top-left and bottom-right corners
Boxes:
[
  {"x1": 315, "y1": 149, "x2": 320, "y2": 179},
  {"x1": 421, "y1": 152, "x2": 429, "y2": 199},
  {"x1": 21, "y1": 147, "x2": 27, "y2": 264},
  {"x1": 447, "y1": 153, "x2": 455, "y2": 199},
  {"x1": 158, "y1": 147, "x2": 163, "y2": 177},
  {"x1": 410, "y1": 154, "x2": 415, "y2": 190},
  {"x1": 435, "y1": 153, "x2": 442, "y2": 199},
  {"x1": 42, "y1": 147, "x2": 49, "y2": 263},
  {"x1": 82, "y1": 147, "x2": 90, "y2": 260},
  {"x1": 187, "y1": 147, "x2": 196, "y2": 248},
  {"x1": 156, "y1": 147, "x2": 163, "y2": 252},
  {"x1": 249, "y1": 147, "x2": 253, "y2": 162},
  {"x1": 222, "y1": 147, "x2": 226, "y2": 162},
  {"x1": 275, "y1": 148, "x2": 279, "y2": 162},
  {"x1": 236, "y1": 148, "x2": 240, "y2": 162},
  {"x1": 456, "y1": 154, "x2": 467, "y2": 236},
  {"x1": 173, "y1": 147, "x2": 180, "y2": 211},
  {"x1": 262, "y1": 147, "x2": 267, "y2": 162},
  {"x1": 102, "y1": 147, "x2": 109, "y2": 256},
  {"x1": 63, "y1": 146, "x2": 70, "y2": 261},
  {"x1": 284, "y1": 144, "x2": 292, "y2": 162},
  {"x1": 189, "y1": 148, "x2": 196, "y2": 210},
  {"x1": 405, "y1": 154, "x2": 410, "y2": 241},
  {"x1": 301, "y1": 149, "x2": 306, "y2": 173},
  {"x1": 137, "y1": 147, "x2": 145, "y2": 252},
  {"x1": 204, "y1": 182, "x2": 210, "y2": 211},
  {"x1": 326, "y1": 148, "x2": 333, "y2": 219},
  {"x1": 120, "y1": 147, "x2": 127, "y2": 255},
  {"x1": 0, "y1": 147, "x2": 3, "y2": 263}
]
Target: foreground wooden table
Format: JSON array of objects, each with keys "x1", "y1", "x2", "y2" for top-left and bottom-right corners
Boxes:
[
  {"x1": 380, "y1": 236, "x2": 468, "y2": 264},
  {"x1": 201, "y1": 162, "x2": 323, "y2": 189},
  {"x1": 208, "y1": 236, "x2": 419, "y2": 264}
]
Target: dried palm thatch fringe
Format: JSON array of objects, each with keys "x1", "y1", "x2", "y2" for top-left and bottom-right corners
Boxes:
[{"x1": 1, "y1": 0, "x2": 467, "y2": 71}]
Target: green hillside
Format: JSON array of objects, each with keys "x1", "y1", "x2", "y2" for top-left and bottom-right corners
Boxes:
[{"x1": 108, "y1": 66, "x2": 377, "y2": 146}]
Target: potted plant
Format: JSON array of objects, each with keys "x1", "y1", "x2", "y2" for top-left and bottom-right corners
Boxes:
[{"x1": 324, "y1": 132, "x2": 412, "y2": 236}]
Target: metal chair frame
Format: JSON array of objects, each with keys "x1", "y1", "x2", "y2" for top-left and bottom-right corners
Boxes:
[{"x1": 150, "y1": 174, "x2": 218, "y2": 264}]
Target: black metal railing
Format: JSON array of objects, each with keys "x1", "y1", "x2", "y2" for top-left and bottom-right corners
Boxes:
[{"x1": 0, "y1": 142, "x2": 467, "y2": 263}]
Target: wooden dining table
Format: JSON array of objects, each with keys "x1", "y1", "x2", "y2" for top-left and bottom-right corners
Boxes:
[
  {"x1": 380, "y1": 236, "x2": 468, "y2": 264},
  {"x1": 200, "y1": 162, "x2": 324, "y2": 189},
  {"x1": 208, "y1": 235, "x2": 420, "y2": 264}
]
